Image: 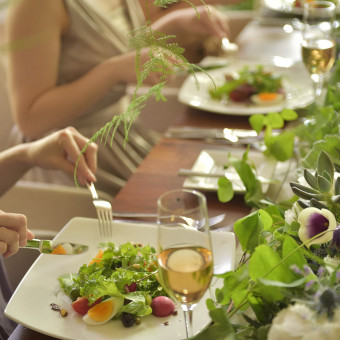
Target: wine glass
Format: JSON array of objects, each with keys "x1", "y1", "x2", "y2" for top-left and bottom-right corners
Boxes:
[
  {"x1": 156, "y1": 189, "x2": 213, "y2": 339},
  {"x1": 301, "y1": 1, "x2": 336, "y2": 106}
]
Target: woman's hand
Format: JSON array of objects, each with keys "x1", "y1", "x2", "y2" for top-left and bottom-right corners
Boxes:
[
  {"x1": 0, "y1": 211, "x2": 34, "y2": 258},
  {"x1": 27, "y1": 127, "x2": 98, "y2": 185},
  {"x1": 152, "y1": 5, "x2": 230, "y2": 39}
]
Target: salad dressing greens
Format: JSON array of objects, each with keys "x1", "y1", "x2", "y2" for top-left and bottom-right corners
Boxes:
[
  {"x1": 209, "y1": 65, "x2": 283, "y2": 102},
  {"x1": 58, "y1": 242, "x2": 167, "y2": 319}
]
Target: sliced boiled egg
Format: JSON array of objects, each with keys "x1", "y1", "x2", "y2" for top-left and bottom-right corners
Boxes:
[
  {"x1": 51, "y1": 243, "x2": 73, "y2": 255},
  {"x1": 251, "y1": 92, "x2": 284, "y2": 106},
  {"x1": 83, "y1": 297, "x2": 124, "y2": 325}
]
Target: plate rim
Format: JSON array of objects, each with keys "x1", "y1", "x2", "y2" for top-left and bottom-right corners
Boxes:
[{"x1": 183, "y1": 148, "x2": 277, "y2": 192}]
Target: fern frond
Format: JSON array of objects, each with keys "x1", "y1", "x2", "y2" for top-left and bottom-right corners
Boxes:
[
  {"x1": 74, "y1": 0, "x2": 212, "y2": 185},
  {"x1": 153, "y1": 0, "x2": 207, "y2": 11}
]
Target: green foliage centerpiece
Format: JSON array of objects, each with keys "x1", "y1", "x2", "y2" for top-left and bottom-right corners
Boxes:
[{"x1": 196, "y1": 60, "x2": 340, "y2": 339}]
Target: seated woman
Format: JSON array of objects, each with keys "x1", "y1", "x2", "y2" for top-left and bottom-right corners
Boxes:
[
  {"x1": 0, "y1": 126, "x2": 97, "y2": 339},
  {"x1": 5, "y1": 0, "x2": 230, "y2": 196}
]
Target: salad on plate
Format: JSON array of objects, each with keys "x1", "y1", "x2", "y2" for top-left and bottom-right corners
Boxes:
[
  {"x1": 58, "y1": 242, "x2": 176, "y2": 328},
  {"x1": 209, "y1": 64, "x2": 285, "y2": 106}
]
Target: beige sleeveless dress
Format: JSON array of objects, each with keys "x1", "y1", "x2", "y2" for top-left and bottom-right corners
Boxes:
[{"x1": 9, "y1": 0, "x2": 160, "y2": 197}]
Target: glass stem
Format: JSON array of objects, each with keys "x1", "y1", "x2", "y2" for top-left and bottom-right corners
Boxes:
[
  {"x1": 183, "y1": 309, "x2": 194, "y2": 339},
  {"x1": 312, "y1": 74, "x2": 325, "y2": 106}
]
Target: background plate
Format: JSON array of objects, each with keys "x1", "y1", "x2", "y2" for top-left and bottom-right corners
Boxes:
[
  {"x1": 5, "y1": 217, "x2": 235, "y2": 340},
  {"x1": 178, "y1": 59, "x2": 313, "y2": 115},
  {"x1": 263, "y1": 0, "x2": 340, "y2": 15},
  {"x1": 183, "y1": 148, "x2": 276, "y2": 192}
]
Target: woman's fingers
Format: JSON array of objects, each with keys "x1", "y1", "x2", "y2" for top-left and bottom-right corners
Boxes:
[
  {"x1": 56, "y1": 127, "x2": 98, "y2": 184},
  {"x1": 0, "y1": 212, "x2": 28, "y2": 247},
  {"x1": 0, "y1": 227, "x2": 20, "y2": 257},
  {"x1": 0, "y1": 240, "x2": 8, "y2": 256}
]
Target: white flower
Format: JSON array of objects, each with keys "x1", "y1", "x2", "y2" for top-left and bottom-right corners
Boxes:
[
  {"x1": 268, "y1": 304, "x2": 340, "y2": 340},
  {"x1": 285, "y1": 202, "x2": 303, "y2": 225},
  {"x1": 298, "y1": 208, "x2": 336, "y2": 247},
  {"x1": 324, "y1": 256, "x2": 340, "y2": 274}
]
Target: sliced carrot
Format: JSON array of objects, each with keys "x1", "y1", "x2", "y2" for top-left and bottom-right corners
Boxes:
[
  {"x1": 89, "y1": 249, "x2": 104, "y2": 265},
  {"x1": 51, "y1": 244, "x2": 67, "y2": 255}
]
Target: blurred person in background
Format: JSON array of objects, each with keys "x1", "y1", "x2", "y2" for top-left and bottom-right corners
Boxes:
[{"x1": 5, "y1": 0, "x2": 230, "y2": 197}]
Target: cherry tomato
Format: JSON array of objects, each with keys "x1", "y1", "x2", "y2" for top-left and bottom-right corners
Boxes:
[{"x1": 71, "y1": 297, "x2": 102, "y2": 315}]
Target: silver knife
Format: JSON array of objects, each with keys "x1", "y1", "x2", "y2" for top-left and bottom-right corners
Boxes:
[{"x1": 24, "y1": 239, "x2": 89, "y2": 255}]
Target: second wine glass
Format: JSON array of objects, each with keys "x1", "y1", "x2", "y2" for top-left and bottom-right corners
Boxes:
[
  {"x1": 301, "y1": 0, "x2": 336, "y2": 106},
  {"x1": 157, "y1": 189, "x2": 213, "y2": 339}
]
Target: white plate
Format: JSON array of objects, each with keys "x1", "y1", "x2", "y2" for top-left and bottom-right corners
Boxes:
[
  {"x1": 5, "y1": 217, "x2": 235, "y2": 340},
  {"x1": 263, "y1": 0, "x2": 340, "y2": 15},
  {"x1": 178, "y1": 59, "x2": 313, "y2": 115},
  {"x1": 183, "y1": 148, "x2": 276, "y2": 193}
]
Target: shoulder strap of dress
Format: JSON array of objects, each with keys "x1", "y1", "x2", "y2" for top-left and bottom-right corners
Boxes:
[
  {"x1": 64, "y1": 0, "x2": 131, "y2": 53},
  {"x1": 125, "y1": 1, "x2": 146, "y2": 30}
]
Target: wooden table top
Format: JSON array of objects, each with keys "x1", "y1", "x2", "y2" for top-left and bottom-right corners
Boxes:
[{"x1": 112, "y1": 106, "x2": 252, "y2": 224}]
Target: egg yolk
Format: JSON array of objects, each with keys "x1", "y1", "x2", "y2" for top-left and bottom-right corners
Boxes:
[
  {"x1": 51, "y1": 245, "x2": 67, "y2": 255},
  {"x1": 258, "y1": 93, "x2": 278, "y2": 101},
  {"x1": 87, "y1": 299, "x2": 114, "y2": 322}
]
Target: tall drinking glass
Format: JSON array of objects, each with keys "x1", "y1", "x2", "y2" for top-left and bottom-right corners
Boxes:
[
  {"x1": 301, "y1": 1, "x2": 336, "y2": 106},
  {"x1": 157, "y1": 189, "x2": 213, "y2": 339}
]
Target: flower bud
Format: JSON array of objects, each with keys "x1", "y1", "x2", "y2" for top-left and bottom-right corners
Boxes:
[{"x1": 331, "y1": 226, "x2": 340, "y2": 250}]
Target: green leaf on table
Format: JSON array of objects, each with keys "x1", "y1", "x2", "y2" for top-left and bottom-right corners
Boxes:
[
  {"x1": 249, "y1": 244, "x2": 296, "y2": 283},
  {"x1": 281, "y1": 108, "x2": 298, "y2": 121},
  {"x1": 247, "y1": 293, "x2": 273, "y2": 324},
  {"x1": 265, "y1": 131, "x2": 295, "y2": 161},
  {"x1": 302, "y1": 134, "x2": 340, "y2": 170},
  {"x1": 234, "y1": 210, "x2": 269, "y2": 252},
  {"x1": 192, "y1": 307, "x2": 236, "y2": 340},
  {"x1": 217, "y1": 177, "x2": 234, "y2": 203},
  {"x1": 266, "y1": 112, "x2": 284, "y2": 129},
  {"x1": 262, "y1": 205, "x2": 284, "y2": 231},
  {"x1": 249, "y1": 114, "x2": 265, "y2": 133},
  {"x1": 215, "y1": 266, "x2": 249, "y2": 306},
  {"x1": 255, "y1": 277, "x2": 306, "y2": 302},
  {"x1": 233, "y1": 158, "x2": 264, "y2": 205},
  {"x1": 258, "y1": 277, "x2": 306, "y2": 288},
  {"x1": 281, "y1": 235, "x2": 307, "y2": 269}
]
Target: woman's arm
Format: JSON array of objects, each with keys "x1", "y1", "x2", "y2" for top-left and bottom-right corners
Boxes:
[
  {"x1": 0, "y1": 127, "x2": 98, "y2": 196},
  {"x1": 6, "y1": 0, "x2": 146, "y2": 139},
  {"x1": 0, "y1": 127, "x2": 97, "y2": 257}
]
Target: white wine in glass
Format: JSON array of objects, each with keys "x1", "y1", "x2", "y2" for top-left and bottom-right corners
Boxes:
[
  {"x1": 157, "y1": 189, "x2": 213, "y2": 339},
  {"x1": 301, "y1": 1, "x2": 336, "y2": 106}
]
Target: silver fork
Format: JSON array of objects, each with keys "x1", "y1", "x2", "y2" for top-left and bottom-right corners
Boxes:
[{"x1": 86, "y1": 182, "x2": 113, "y2": 238}]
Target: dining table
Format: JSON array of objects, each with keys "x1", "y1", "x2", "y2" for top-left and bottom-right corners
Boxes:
[{"x1": 7, "y1": 6, "x2": 307, "y2": 340}]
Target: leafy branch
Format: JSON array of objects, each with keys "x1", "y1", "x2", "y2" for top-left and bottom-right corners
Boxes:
[{"x1": 74, "y1": 0, "x2": 211, "y2": 185}]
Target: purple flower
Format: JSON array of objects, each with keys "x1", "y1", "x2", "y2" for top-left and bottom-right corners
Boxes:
[
  {"x1": 298, "y1": 208, "x2": 336, "y2": 247},
  {"x1": 336, "y1": 271, "x2": 340, "y2": 283},
  {"x1": 305, "y1": 280, "x2": 315, "y2": 291},
  {"x1": 331, "y1": 227, "x2": 340, "y2": 250}
]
